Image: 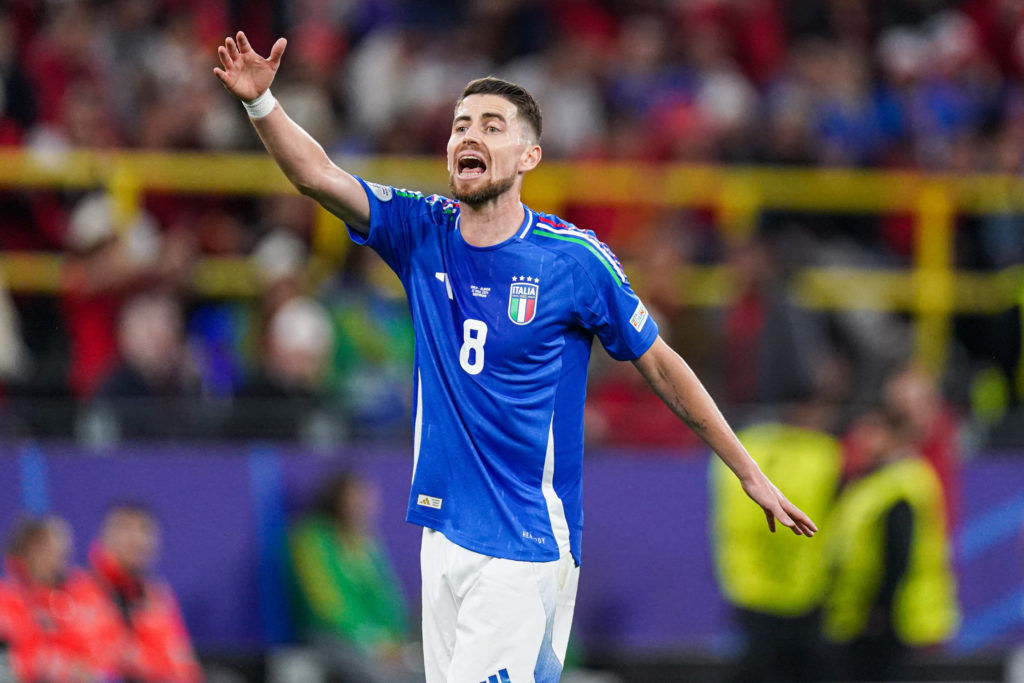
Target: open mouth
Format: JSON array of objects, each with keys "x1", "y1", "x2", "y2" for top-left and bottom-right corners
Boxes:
[{"x1": 456, "y1": 152, "x2": 487, "y2": 179}]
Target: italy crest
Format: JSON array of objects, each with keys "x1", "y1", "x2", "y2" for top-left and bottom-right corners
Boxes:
[{"x1": 508, "y1": 277, "x2": 539, "y2": 325}]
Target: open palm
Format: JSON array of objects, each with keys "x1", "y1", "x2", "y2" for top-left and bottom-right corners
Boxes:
[{"x1": 213, "y1": 31, "x2": 287, "y2": 102}]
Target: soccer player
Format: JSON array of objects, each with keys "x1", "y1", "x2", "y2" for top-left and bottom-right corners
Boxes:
[{"x1": 214, "y1": 31, "x2": 818, "y2": 683}]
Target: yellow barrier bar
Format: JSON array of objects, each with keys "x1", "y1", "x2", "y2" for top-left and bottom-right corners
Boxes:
[
  {"x1": 4, "y1": 249, "x2": 1022, "y2": 314},
  {"x1": 0, "y1": 252, "x2": 64, "y2": 294},
  {"x1": 4, "y1": 147, "x2": 1024, "y2": 383},
  {"x1": 109, "y1": 160, "x2": 142, "y2": 233},
  {"x1": 191, "y1": 256, "x2": 259, "y2": 297},
  {"x1": 2, "y1": 149, "x2": 1023, "y2": 213},
  {"x1": 312, "y1": 204, "x2": 350, "y2": 267},
  {"x1": 913, "y1": 185, "x2": 956, "y2": 376},
  {"x1": 717, "y1": 173, "x2": 760, "y2": 246}
]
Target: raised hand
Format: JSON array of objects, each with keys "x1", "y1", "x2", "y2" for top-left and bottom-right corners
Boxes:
[{"x1": 213, "y1": 31, "x2": 287, "y2": 102}]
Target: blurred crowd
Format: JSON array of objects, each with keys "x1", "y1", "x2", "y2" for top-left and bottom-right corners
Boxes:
[
  {"x1": 711, "y1": 377, "x2": 962, "y2": 682},
  {"x1": 0, "y1": 471, "x2": 426, "y2": 683},
  {"x1": 0, "y1": 475, "x2": 415, "y2": 683},
  {"x1": 0, "y1": 436, "x2": 966, "y2": 682},
  {"x1": 1, "y1": 0, "x2": 1022, "y2": 167},
  {"x1": 0, "y1": 0, "x2": 1022, "y2": 448},
  {"x1": 0, "y1": 505, "x2": 201, "y2": 682}
]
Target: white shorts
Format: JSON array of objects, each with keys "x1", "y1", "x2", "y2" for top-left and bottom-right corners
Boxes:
[{"x1": 420, "y1": 528, "x2": 580, "y2": 683}]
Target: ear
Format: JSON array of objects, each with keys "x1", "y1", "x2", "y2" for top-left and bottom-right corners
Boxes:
[{"x1": 518, "y1": 143, "x2": 542, "y2": 174}]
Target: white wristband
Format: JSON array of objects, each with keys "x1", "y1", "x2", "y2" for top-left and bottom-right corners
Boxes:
[{"x1": 243, "y1": 89, "x2": 276, "y2": 119}]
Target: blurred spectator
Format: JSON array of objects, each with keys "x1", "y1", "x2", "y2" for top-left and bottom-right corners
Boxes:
[
  {"x1": 586, "y1": 305, "x2": 702, "y2": 451},
  {"x1": 286, "y1": 471, "x2": 418, "y2": 683},
  {"x1": 22, "y1": 2, "x2": 109, "y2": 129},
  {"x1": 343, "y1": 22, "x2": 490, "y2": 154},
  {"x1": 89, "y1": 502, "x2": 202, "y2": 683},
  {"x1": 813, "y1": 43, "x2": 894, "y2": 166},
  {"x1": 0, "y1": 0, "x2": 1018, "y2": 166},
  {"x1": 251, "y1": 224, "x2": 309, "y2": 324},
  {"x1": 0, "y1": 0, "x2": 1022, "y2": 446},
  {"x1": 710, "y1": 389, "x2": 842, "y2": 682},
  {"x1": 680, "y1": 11, "x2": 759, "y2": 162},
  {"x1": 882, "y1": 365, "x2": 961, "y2": 530},
  {"x1": 0, "y1": 7, "x2": 36, "y2": 143},
  {"x1": 604, "y1": 12, "x2": 693, "y2": 134},
  {"x1": 502, "y1": 34, "x2": 606, "y2": 158},
  {"x1": 973, "y1": 121, "x2": 1024, "y2": 268},
  {"x1": 2, "y1": 516, "x2": 121, "y2": 682},
  {"x1": 229, "y1": 295, "x2": 340, "y2": 443},
  {"x1": 758, "y1": 38, "x2": 831, "y2": 165},
  {"x1": 89, "y1": 290, "x2": 198, "y2": 439},
  {"x1": 61, "y1": 191, "x2": 193, "y2": 399},
  {"x1": 0, "y1": 268, "x2": 30, "y2": 389},
  {"x1": 272, "y1": 19, "x2": 346, "y2": 148},
  {"x1": 322, "y1": 247, "x2": 414, "y2": 441},
  {"x1": 718, "y1": 237, "x2": 827, "y2": 414},
  {"x1": 824, "y1": 410, "x2": 959, "y2": 681}
]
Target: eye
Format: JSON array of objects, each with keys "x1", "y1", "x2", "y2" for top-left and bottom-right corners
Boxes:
[
  {"x1": 454, "y1": 124, "x2": 468, "y2": 133},
  {"x1": 487, "y1": 125, "x2": 500, "y2": 133}
]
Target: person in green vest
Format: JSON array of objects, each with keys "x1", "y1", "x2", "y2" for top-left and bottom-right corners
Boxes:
[
  {"x1": 711, "y1": 399, "x2": 842, "y2": 682},
  {"x1": 287, "y1": 470, "x2": 421, "y2": 683},
  {"x1": 824, "y1": 409, "x2": 959, "y2": 681}
]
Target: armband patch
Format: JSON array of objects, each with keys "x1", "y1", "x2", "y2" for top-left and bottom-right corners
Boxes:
[
  {"x1": 367, "y1": 182, "x2": 393, "y2": 202},
  {"x1": 630, "y1": 301, "x2": 649, "y2": 332}
]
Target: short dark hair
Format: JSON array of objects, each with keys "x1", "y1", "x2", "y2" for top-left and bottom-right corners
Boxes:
[
  {"x1": 104, "y1": 500, "x2": 156, "y2": 522},
  {"x1": 6, "y1": 516, "x2": 65, "y2": 559},
  {"x1": 459, "y1": 77, "x2": 542, "y2": 142},
  {"x1": 313, "y1": 470, "x2": 362, "y2": 528}
]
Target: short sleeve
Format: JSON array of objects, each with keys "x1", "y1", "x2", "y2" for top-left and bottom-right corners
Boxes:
[
  {"x1": 571, "y1": 238, "x2": 659, "y2": 361},
  {"x1": 346, "y1": 177, "x2": 454, "y2": 277}
]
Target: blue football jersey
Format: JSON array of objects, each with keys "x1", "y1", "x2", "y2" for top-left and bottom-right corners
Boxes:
[{"x1": 347, "y1": 177, "x2": 659, "y2": 564}]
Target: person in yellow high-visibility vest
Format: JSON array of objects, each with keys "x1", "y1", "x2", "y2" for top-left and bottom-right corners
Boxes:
[
  {"x1": 711, "y1": 407, "x2": 842, "y2": 682},
  {"x1": 824, "y1": 409, "x2": 959, "y2": 681}
]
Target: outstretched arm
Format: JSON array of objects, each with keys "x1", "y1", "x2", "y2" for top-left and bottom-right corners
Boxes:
[
  {"x1": 213, "y1": 31, "x2": 369, "y2": 229},
  {"x1": 633, "y1": 336, "x2": 818, "y2": 536}
]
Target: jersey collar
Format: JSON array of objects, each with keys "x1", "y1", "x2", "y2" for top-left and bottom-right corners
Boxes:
[{"x1": 454, "y1": 206, "x2": 535, "y2": 251}]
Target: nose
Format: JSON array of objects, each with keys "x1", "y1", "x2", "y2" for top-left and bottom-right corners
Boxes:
[{"x1": 463, "y1": 125, "x2": 481, "y2": 144}]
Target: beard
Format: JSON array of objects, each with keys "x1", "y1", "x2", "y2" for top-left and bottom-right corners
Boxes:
[{"x1": 448, "y1": 170, "x2": 517, "y2": 209}]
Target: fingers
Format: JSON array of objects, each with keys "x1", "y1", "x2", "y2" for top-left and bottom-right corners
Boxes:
[
  {"x1": 213, "y1": 67, "x2": 228, "y2": 84},
  {"x1": 762, "y1": 499, "x2": 813, "y2": 537},
  {"x1": 782, "y1": 497, "x2": 818, "y2": 536},
  {"x1": 777, "y1": 500, "x2": 818, "y2": 537},
  {"x1": 771, "y1": 505, "x2": 801, "y2": 535},
  {"x1": 225, "y1": 36, "x2": 241, "y2": 61},
  {"x1": 236, "y1": 31, "x2": 251, "y2": 53},
  {"x1": 217, "y1": 45, "x2": 232, "y2": 70},
  {"x1": 267, "y1": 37, "x2": 288, "y2": 68},
  {"x1": 744, "y1": 472, "x2": 819, "y2": 537}
]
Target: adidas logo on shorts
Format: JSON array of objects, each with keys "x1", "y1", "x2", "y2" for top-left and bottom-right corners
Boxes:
[{"x1": 479, "y1": 669, "x2": 511, "y2": 683}]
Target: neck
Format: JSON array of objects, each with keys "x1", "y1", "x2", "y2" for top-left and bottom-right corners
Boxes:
[{"x1": 458, "y1": 191, "x2": 526, "y2": 247}]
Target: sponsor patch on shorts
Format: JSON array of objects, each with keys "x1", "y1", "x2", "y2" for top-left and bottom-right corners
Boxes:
[
  {"x1": 630, "y1": 301, "x2": 649, "y2": 332},
  {"x1": 367, "y1": 182, "x2": 393, "y2": 202},
  {"x1": 417, "y1": 494, "x2": 443, "y2": 509}
]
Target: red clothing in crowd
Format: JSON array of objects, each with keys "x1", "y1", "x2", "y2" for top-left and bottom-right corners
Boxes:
[
  {"x1": 60, "y1": 287, "x2": 122, "y2": 398},
  {"x1": 917, "y1": 408, "x2": 961, "y2": 532},
  {"x1": 588, "y1": 369, "x2": 702, "y2": 450},
  {"x1": 90, "y1": 545, "x2": 202, "y2": 683},
  {"x1": 0, "y1": 560, "x2": 122, "y2": 682}
]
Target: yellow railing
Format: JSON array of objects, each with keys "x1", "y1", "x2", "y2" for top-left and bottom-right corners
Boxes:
[{"x1": 1, "y1": 148, "x2": 1023, "y2": 381}]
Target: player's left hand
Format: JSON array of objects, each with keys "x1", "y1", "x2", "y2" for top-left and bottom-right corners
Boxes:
[{"x1": 741, "y1": 472, "x2": 818, "y2": 537}]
